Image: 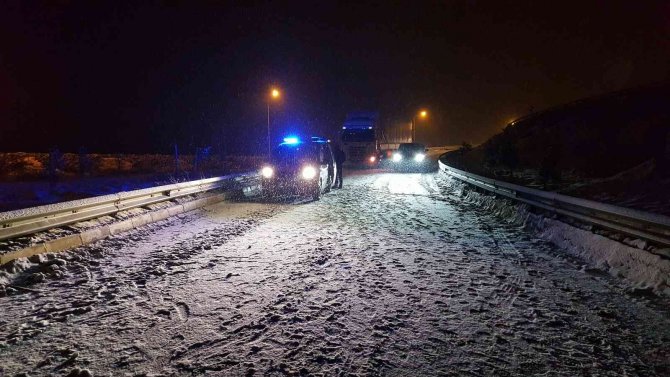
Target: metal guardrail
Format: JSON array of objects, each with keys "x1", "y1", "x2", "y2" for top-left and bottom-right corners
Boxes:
[
  {"x1": 0, "y1": 172, "x2": 260, "y2": 241},
  {"x1": 438, "y1": 161, "x2": 670, "y2": 248}
]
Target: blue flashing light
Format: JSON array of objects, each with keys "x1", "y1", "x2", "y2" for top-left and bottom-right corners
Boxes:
[{"x1": 283, "y1": 136, "x2": 300, "y2": 145}]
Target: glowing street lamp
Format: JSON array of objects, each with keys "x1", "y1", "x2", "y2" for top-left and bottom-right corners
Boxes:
[
  {"x1": 411, "y1": 109, "x2": 428, "y2": 142},
  {"x1": 267, "y1": 87, "x2": 281, "y2": 156}
]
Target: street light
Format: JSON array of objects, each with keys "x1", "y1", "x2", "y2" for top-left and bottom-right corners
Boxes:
[
  {"x1": 267, "y1": 87, "x2": 281, "y2": 156},
  {"x1": 411, "y1": 109, "x2": 428, "y2": 142}
]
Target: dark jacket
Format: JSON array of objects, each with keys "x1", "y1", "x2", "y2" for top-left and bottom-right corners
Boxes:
[{"x1": 334, "y1": 148, "x2": 346, "y2": 165}]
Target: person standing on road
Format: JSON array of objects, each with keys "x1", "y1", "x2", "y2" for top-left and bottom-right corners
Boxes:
[{"x1": 333, "y1": 143, "x2": 346, "y2": 189}]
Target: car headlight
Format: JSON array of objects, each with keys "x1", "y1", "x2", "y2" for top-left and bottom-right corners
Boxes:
[
  {"x1": 261, "y1": 166, "x2": 274, "y2": 178},
  {"x1": 301, "y1": 165, "x2": 317, "y2": 180},
  {"x1": 414, "y1": 153, "x2": 426, "y2": 162},
  {"x1": 392, "y1": 153, "x2": 402, "y2": 162}
]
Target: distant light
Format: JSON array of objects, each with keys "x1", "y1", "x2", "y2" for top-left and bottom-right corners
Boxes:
[
  {"x1": 419, "y1": 110, "x2": 428, "y2": 118},
  {"x1": 342, "y1": 126, "x2": 347, "y2": 129},
  {"x1": 414, "y1": 153, "x2": 426, "y2": 162},
  {"x1": 301, "y1": 165, "x2": 317, "y2": 180},
  {"x1": 368, "y1": 126, "x2": 373, "y2": 129},
  {"x1": 369, "y1": 156, "x2": 376, "y2": 163},
  {"x1": 392, "y1": 153, "x2": 402, "y2": 162},
  {"x1": 283, "y1": 137, "x2": 300, "y2": 144},
  {"x1": 261, "y1": 166, "x2": 274, "y2": 178},
  {"x1": 271, "y1": 88, "x2": 280, "y2": 99}
]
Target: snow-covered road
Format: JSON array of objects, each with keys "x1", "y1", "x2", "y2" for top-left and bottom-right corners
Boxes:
[{"x1": 1, "y1": 170, "x2": 669, "y2": 376}]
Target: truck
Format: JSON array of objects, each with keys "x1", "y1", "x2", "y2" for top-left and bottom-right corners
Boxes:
[{"x1": 340, "y1": 112, "x2": 379, "y2": 167}]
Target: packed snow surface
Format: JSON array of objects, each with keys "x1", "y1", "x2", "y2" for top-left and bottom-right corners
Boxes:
[{"x1": 1, "y1": 170, "x2": 669, "y2": 376}]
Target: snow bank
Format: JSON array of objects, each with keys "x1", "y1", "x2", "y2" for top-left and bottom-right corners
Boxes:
[
  {"x1": 536, "y1": 216, "x2": 670, "y2": 295},
  {"x1": 449, "y1": 176, "x2": 670, "y2": 296}
]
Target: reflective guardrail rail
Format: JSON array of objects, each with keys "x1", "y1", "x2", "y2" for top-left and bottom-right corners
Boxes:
[
  {"x1": 0, "y1": 172, "x2": 260, "y2": 241},
  {"x1": 438, "y1": 161, "x2": 670, "y2": 248}
]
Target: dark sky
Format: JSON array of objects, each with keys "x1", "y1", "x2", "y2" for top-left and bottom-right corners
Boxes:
[{"x1": 1, "y1": 0, "x2": 668, "y2": 153}]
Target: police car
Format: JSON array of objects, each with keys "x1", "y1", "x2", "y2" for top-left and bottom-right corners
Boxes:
[
  {"x1": 391, "y1": 143, "x2": 429, "y2": 171},
  {"x1": 260, "y1": 136, "x2": 337, "y2": 200}
]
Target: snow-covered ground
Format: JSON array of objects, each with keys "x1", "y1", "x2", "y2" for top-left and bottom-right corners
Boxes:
[
  {"x1": 447, "y1": 179, "x2": 670, "y2": 296},
  {"x1": 1, "y1": 168, "x2": 669, "y2": 376}
]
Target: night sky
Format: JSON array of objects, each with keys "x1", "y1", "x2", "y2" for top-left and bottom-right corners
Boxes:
[{"x1": 1, "y1": 1, "x2": 668, "y2": 154}]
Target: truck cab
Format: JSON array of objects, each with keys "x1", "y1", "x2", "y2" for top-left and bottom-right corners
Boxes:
[{"x1": 340, "y1": 112, "x2": 379, "y2": 167}]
